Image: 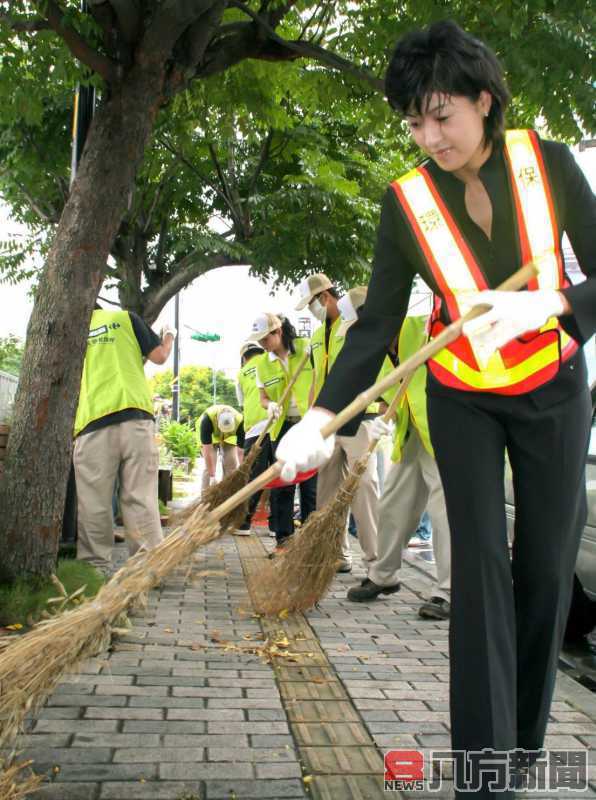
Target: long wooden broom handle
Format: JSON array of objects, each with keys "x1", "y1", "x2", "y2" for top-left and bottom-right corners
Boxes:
[
  {"x1": 212, "y1": 262, "x2": 537, "y2": 522},
  {"x1": 252, "y1": 345, "x2": 312, "y2": 451}
]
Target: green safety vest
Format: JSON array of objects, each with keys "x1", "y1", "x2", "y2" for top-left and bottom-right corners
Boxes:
[
  {"x1": 323, "y1": 318, "x2": 394, "y2": 415},
  {"x1": 74, "y1": 309, "x2": 154, "y2": 437},
  {"x1": 311, "y1": 316, "x2": 343, "y2": 399},
  {"x1": 199, "y1": 404, "x2": 243, "y2": 446},
  {"x1": 384, "y1": 316, "x2": 433, "y2": 463},
  {"x1": 237, "y1": 361, "x2": 268, "y2": 432},
  {"x1": 255, "y1": 338, "x2": 314, "y2": 441}
]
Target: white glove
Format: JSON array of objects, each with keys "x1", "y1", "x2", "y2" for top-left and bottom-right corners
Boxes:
[
  {"x1": 267, "y1": 401, "x2": 282, "y2": 421},
  {"x1": 462, "y1": 289, "x2": 565, "y2": 366},
  {"x1": 370, "y1": 416, "x2": 395, "y2": 440},
  {"x1": 160, "y1": 326, "x2": 177, "y2": 341},
  {"x1": 209, "y1": 475, "x2": 218, "y2": 487},
  {"x1": 275, "y1": 408, "x2": 336, "y2": 482}
]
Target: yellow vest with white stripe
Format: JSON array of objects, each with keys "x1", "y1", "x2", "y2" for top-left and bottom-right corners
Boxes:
[
  {"x1": 74, "y1": 309, "x2": 154, "y2": 437},
  {"x1": 256, "y1": 338, "x2": 313, "y2": 441},
  {"x1": 311, "y1": 316, "x2": 344, "y2": 399},
  {"x1": 237, "y1": 361, "x2": 268, "y2": 433},
  {"x1": 383, "y1": 317, "x2": 432, "y2": 463},
  {"x1": 390, "y1": 130, "x2": 578, "y2": 395},
  {"x1": 200, "y1": 405, "x2": 243, "y2": 446}
]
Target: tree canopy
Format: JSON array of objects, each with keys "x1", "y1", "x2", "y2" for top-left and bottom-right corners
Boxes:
[{"x1": 150, "y1": 365, "x2": 238, "y2": 427}]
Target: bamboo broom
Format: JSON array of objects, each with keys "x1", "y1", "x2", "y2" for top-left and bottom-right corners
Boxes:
[
  {"x1": 0, "y1": 263, "x2": 535, "y2": 755},
  {"x1": 170, "y1": 344, "x2": 312, "y2": 533},
  {"x1": 252, "y1": 373, "x2": 413, "y2": 615}
]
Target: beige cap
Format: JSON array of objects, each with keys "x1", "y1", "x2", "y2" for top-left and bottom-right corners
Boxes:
[
  {"x1": 249, "y1": 312, "x2": 282, "y2": 341},
  {"x1": 240, "y1": 339, "x2": 264, "y2": 359},
  {"x1": 217, "y1": 407, "x2": 237, "y2": 434},
  {"x1": 337, "y1": 286, "x2": 368, "y2": 338},
  {"x1": 295, "y1": 273, "x2": 333, "y2": 310}
]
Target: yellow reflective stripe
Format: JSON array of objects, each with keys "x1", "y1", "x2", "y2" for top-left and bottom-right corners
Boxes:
[
  {"x1": 506, "y1": 130, "x2": 558, "y2": 290},
  {"x1": 399, "y1": 170, "x2": 478, "y2": 306},
  {"x1": 432, "y1": 336, "x2": 561, "y2": 389}
]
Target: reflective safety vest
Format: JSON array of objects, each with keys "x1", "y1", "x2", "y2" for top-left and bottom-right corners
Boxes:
[
  {"x1": 390, "y1": 129, "x2": 578, "y2": 395},
  {"x1": 256, "y1": 338, "x2": 314, "y2": 441},
  {"x1": 200, "y1": 404, "x2": 243, "y2": 446},
  {"x1": 237, "y1": 361, "x2": 268, "y2": 433},
  {"x1": 383, "y1": 317, "x2": 433, "y2": 463},
  {"x1": 74, "y1": 309, "x2": 154, "y2": 437},
  {"x1": 311, "y1": 316, "x2": 344, "y2": 399}
]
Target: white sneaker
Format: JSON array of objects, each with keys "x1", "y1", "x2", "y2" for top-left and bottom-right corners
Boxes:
[
  {"x1": 269, "y1": 530, "x2": 276, "y2": 538},
  {"x1": 232, "y1": 528, "x2": 252, "y2": 536}
]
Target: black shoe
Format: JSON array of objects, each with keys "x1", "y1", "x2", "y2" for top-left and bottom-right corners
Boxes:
[
  {"x1": 419, "y1": 596, "x2": 450, "y2": 620},
  {"x1": 336, "y1": 562, "x2": 352, "y2": 574},
  {"x1": 347, "y1": 578, "x2": 400, "y2": 603}
]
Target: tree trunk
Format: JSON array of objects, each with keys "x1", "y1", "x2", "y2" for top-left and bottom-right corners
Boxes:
[{"x1": 0, "y1": 63, "x2": 166, "y2": 582}]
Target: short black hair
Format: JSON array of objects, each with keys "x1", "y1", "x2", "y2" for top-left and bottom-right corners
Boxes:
[
  {"x1": 279, "y1": 315, "x2": 298, "y2": 355},
  {"x1": 385, "y1": 20, "x2": 510, "y2": 146},
  {"x1": 242, "y1": 347, "x2": 263, "y2": 365}
]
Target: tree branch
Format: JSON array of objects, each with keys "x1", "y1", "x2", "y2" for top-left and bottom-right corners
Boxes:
[
  {"x1": 143, "y1": 253, "x2": 244, "y2": 323},
  {"x1": 139, "y1": 0, "x2": 217, "y2": 62},
  {"x1": 44, "y1": 0, "x2": 120, "y2": 82},
  {"x1": 268, "y1": 0, "x2": 299, "y2": 29},
  {"x1": 177, "y1": 0, "x2": 226, "y2": 70},
  {"x1": 247, "y1": 129, "x2": 273, "y2": 198},
  {"x1": 105, "y1": 0, "x2": 142, "y2": 43},
  {"x1": 17, "y1": 183, "x2": 60, "y2": 225}
]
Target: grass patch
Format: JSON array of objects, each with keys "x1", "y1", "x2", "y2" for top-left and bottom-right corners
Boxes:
[{"x1": 0, "y1": 560, "x2": 105, "y2": 628}]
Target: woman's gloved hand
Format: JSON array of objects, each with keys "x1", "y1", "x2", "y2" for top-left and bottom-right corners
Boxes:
[
  {"x1": 370, "y1": 415, "x2": 395, "y2": 440},
  {"x1": 267, "y1": 401, "x2": 282, "y2": 421},
  {"x1": 275, "y1": 408, "x2": 336, "y2": 482},
  {"x1": 462, "y1": 289, "x2": 565, "y2": 366}
]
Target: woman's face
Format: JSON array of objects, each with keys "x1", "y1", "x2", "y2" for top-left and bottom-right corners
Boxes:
[
  {"x1": 405, "y1": 91, "x2": 492, "y2": 172},
  {"x1": 260, "y1": 328, "x2": 283, "y2": 353}
]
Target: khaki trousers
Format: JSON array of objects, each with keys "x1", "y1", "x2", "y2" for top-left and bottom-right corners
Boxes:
[
  {"x1": 368, "y1": 426, "x2": 451, "y2": 601},
  {"x1": 201, "y1": 443, "x2": 239, "y2": 492},
  {"x1": 74, "y1": 419, "x2": 163, "y2": 571},
  {"x1": 316, "y1": 419, "x2": 379, "y2": 568}
]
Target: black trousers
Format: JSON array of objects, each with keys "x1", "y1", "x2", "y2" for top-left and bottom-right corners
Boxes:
[
  {"x1": 427, "y1": 385, "x2": 591, "y2": 799},
  {"x1": 269, "y1": 420, "x2": 317, "y2": 543}
]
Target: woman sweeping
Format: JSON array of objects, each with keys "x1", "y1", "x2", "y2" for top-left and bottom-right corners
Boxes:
[
  {"x1": 249, "y1": 312, "x2": 317, "y2": 555},
  {"x1": 277, "y1": 20, "x2": 595, "y2": 798}
]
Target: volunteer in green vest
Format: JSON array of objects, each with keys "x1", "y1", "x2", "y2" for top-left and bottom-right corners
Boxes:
[
  {"x1": 295, "y1": 276, "x2": 389, "y2": 573},
  {"x1": 346, "y1": 316, "x2": 451, "y2": 619},
  {"x1": 73, "y1": 305, "x2": 175, "y2": 574},
  {"x1": 198, "y1": 404, "x2": 244, "y2": 493},
  {"x1": 234, "y1": 340, "x2": 270, "y2": 536},
  {"x1": 250, "y1": 312, "x2": 316, "y2": 554}
]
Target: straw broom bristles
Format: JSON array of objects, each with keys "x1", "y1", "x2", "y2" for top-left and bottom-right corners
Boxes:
[
  {"x1": 0, "y1": 759, "x2": 44, "y2": 799},
  {"x1": 0, "y1": 503, "x2": 219, "y2": 751},
  {"x1": 252, "y1": 454, "x2": 370, "y2": 615}
]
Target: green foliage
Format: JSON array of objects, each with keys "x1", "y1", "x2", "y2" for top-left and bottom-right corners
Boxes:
[
  {"x1": 160, "y1": 420, "x2": 198, "y2": 468},
  {"x1": 0, "y1": 559, "x2": 105, "y2": 627},
  {"x1": 150, "y1": 365, "x2": 238, "y2": 427},
  {"x1": 0, "y1": 334, "x2": 24, "y2": 375}
]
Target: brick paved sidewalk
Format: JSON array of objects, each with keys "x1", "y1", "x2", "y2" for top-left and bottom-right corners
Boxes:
[{"x1": 14, "y1": 523, "x2": 596, "y2": 800}]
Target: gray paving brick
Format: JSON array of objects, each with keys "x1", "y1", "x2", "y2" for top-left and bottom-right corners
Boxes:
[
  {"x1": 17, "y1": 734, "x2": 71, "y2": 749},
  {"x1": 36, "y1": 707, "x2": 81, "y2": 720},
  {"x1": 30, "y1": 782, "x2": 99, "y2": 799},
  {"x1": 84, "y1": 707, "x2": 163, "y2": 720},
  {"x1": 122, "y1": 720, "x2": 206, "y2": 734},
  {"x1": 247, "y1": 709, "x2": 287, "y2": 721},
  {"x1": 100, "y1": 781, "x2": 202, "y2": 799},
  {"x1": 255, "y1": 763, "x2": 303, "y2": 779},
  {"x1": 160, "y1": 762, "x2": 253, "y2": 780},
  {"x1": 250, "y1": 735, "x2": 295, "y2": 748},
  {"x1": 206, "y1": 698, "x2": 282, "y2": 709},
  {"x1": 129, "y1": 696, "x2": 205, "y2": 708},
  {"x1": 47, "y1": 694, "x2": 127, "y2": 707},
  {"x1": 73, "y1": 733, "x2": 160, "y2": 748},
  {"x1": 171, "y1": 687, "x2": 242, "y2": 697},
  {"x1": 205, "y1": 779, "x2": 306, "y2": 798},
  {"x1": 33, "y1": 720, "x2": 118, "y2": 733},
  {"x1": 54, "y1": 763, "x2": 157, "y2": 781},
  {"x1": 163, "y1": 734, "x2": 248, "y2": 748},
  {"x1": 24, "y1": 747, "x2": 112, "y2": 765},
  {"x1": 95, "y1": 685, "x2": 169, "y2": 696},
  {"x1": 113, "y1": 747, "x2": 205, "y2": 762},
  {"x1": 208, "y1": 746, "x2": 296, "y2": 762},
  {"x1": 167, "y1": 708, "x2": 244, "y2": 721},
  {"x1": 207, "y1": 721, "x2": 290, "y2": 735}
]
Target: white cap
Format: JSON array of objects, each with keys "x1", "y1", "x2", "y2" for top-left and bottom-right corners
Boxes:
[
  {"x1": 217, "y1": 408, "x2": 236, "y2": 434},
  {"x1": 249, "y1": 313, "x2": 282, "y2": 341},
  {"x1": 240, "y1": 340, "x2": 264, "y2": 359},
  {"x1": 294, "y1": 273, "x2": 333, "y2": 310},
  {"x1": 337, "y1": 286, "x2": 368, "y2": 338}
]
